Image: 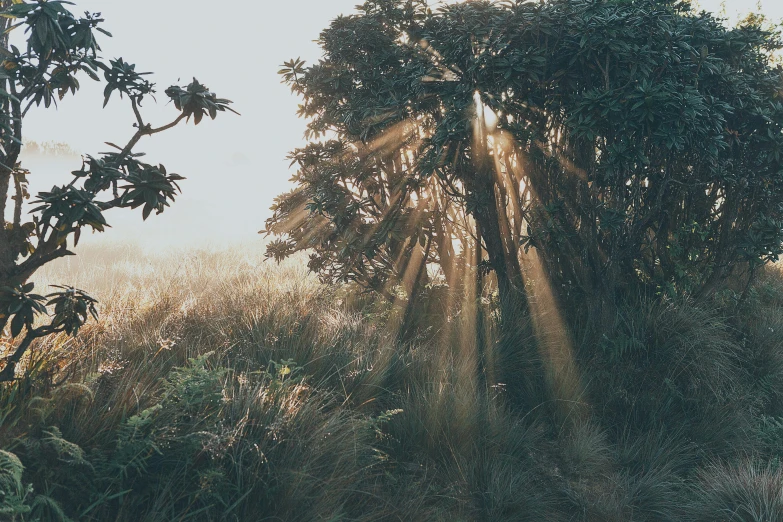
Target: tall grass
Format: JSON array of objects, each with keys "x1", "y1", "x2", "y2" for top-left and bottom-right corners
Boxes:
[{"x1": 0, "y1": 246, "x2": 782, "y2": 520}]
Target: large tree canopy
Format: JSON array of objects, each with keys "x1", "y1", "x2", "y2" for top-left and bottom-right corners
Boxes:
[{"x1": 266, "y1": 0, "x2": 783, "y2": 330}]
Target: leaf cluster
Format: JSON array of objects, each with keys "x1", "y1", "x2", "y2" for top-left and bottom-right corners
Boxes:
[
  {"x1": 164, "y1": 78, "x2": 238, "y2": 125},
  {"x1": 0, "y1": 281, "x2": 95, "y2": 338}
]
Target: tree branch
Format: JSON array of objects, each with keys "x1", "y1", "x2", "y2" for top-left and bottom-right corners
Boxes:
[
  {"x1": 148, "y1": 113, "x2": 187, "y2": 135},
  {"x1": 131, "y1": 97, "x2": 145, "y2": 128},
  {"x1": 12, "y1": 169, "x2": 23, "y2": 228},
  {"x1": 114, "y1": 113, "x2": 186, "y2": 167},
  {"x1": 0, "y1": 324, "x2": 62, "y2": 382},
  {"x1": 13, "y1": 243, "x2": 75, "y2": 282}
]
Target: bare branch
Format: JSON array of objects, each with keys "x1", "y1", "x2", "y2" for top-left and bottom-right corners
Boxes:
[
  {"x1": 0, "y1": 324, "x2": 63, "y2": 382},
  {"x1": 13, "y1": 243, "x2": 75, "y2": 282},
  {"x1": 131, "y1": 97, "x2": 145, "y2": 128},
  {"x1": 12, "y1": 170, "x2": 23, "y2": 228},
  {"x1": 148, "y1": 113, "x2": 187, "y2": 135},
  {"x1": 114, "y1": 113, "x2": 186, "y2": 167}
]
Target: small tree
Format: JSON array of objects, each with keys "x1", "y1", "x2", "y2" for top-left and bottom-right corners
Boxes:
[
  {"x1": 266, "y1": 0, "x2": 783, "y2": 334},
  {"x1": 0, "y1": 0, "x2": 236, "y2": 381}
]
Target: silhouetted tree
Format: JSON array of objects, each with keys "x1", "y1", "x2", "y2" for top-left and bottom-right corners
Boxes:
[{"x1": 266, "y1": 0, "x2": 783, "y2": 334}]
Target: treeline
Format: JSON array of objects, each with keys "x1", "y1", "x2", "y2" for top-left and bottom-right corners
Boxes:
[{"x1": 21, "y1": 141, "x2": 80, "y2": 159}]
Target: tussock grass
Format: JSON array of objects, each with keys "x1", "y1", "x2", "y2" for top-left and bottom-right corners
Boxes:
[
  {"x1": 688, "y1": 460, "x2": 783, "y2": 522},
  {"x1": 0, "y1": 246, "x2": 783, "y2": 520}
]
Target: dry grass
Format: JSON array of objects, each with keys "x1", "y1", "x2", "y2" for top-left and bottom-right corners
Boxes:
[{"x1": 0, "y1": 246, "x2": 782, "y2": 521}]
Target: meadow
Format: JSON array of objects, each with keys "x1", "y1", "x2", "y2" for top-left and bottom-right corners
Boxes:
[{"x1": 0, "y1": 244, "x2": 783, "y2": 521}]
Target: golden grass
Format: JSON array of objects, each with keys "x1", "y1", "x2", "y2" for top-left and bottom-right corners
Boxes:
[{"x1": 0, "y1": 245, "x2": 781, "y2": 521}]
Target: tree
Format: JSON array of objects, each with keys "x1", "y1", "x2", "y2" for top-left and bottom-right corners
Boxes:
[
  {"x1": 265, "y1": 0, "x2": 783, "y2": 335},
  {"x1": 0, "y1": 0, "x2": 236, "y2": 381}
]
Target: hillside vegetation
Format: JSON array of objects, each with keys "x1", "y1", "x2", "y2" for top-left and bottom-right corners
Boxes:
[
  {"x1": 2, "y1": 1, "x2": 783, "y2": 520},
  {"x1": 0, "y1": 246, "x2": 780, "y2": 521}
]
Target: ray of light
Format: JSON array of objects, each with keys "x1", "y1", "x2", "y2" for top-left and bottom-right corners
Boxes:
[
  {"x1": 356, "y1": 120, "x2": 419, "y2": 160},
  {"x1": 474, "y1": 102, "x2": 588, "y2": 425},
  {"x1": 378, "y1": 192, "x2": 433, "y2": 338},
  {"x1": 520, "y1": 246, "x2": 587, "y2": 425}
]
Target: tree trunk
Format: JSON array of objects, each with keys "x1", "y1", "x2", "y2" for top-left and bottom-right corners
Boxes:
[
  {"x1": 0, "y1": 6, "x2": 16, "y2": 281},
  {"x1": 470, "y1": 168, "x2": 526, "y2": 331},
  {"x1": 398, "y1": 236, "x2": 432, "y2": 342}
]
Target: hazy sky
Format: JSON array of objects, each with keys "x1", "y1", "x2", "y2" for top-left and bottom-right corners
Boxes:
[{"x1": 17, "y1": 0, "x2": 783, "y2": 250}]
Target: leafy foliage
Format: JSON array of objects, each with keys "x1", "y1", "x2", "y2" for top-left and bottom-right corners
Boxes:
[
  {"x1": 164, "y1": 79, "x2": 238, "y2": 125},
  {"x1": 0, "y1": 282, "x2": 45, "y2": 337},
  {"x1": 0, "y1": 449, "x2": 32, "y2": 518},
  {"x1": 265, "y1": 0, "x2": 783, "y2": 330},
  {"x1": 46, "y1": 285, "x2": 97, "y2": 336},
  {"x1": 0, "y1": 0, "x2": 235, "y2": 380},
  {"x1": 101, "y1": 58, "x2": 153, "y2": 107}
]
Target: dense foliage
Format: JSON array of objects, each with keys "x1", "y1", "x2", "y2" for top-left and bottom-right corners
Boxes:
[
  {"x1": 0, "y1": 0, "x2": 235, "y2": 380},
  {"x1": 265, "y1": 0, "x2": 783, "y2": 329},
  {"x1": 0, "y1": 248, "x2": 783, "y2": 521}
]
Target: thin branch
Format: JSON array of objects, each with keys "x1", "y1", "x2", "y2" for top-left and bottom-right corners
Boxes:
[
  {"x1": 131, "y1": 97, "x2": 145, "y2": 128},
  {"x1": 12, "y1": 169, "x2": 23, "y2": 228},
  {"x1": 13, "y1": 243, "x2": 74, "y2": 281},
  {"x1": 114, "y1": 113, "x2": 186, "y2": 167},
  {"x1": 147, "y1": 113, "x2": 187, "y2": 135},
  {"x1": 0, "y1": 324, "x2": 63, "y2": 382}
]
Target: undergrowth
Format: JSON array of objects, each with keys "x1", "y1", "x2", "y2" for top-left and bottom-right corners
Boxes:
[{"x1": 0, "y1": 245, "x2": 782, "y2": 520}]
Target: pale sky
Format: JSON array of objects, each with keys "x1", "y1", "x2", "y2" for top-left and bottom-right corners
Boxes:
[{"x1": 17, "y1": 0, "x2": 783, "y2": 250}]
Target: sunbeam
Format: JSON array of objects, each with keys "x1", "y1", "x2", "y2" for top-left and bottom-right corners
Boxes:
[{"x1": 472, "y1": 92, "x2": 588, "y2": 424}]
